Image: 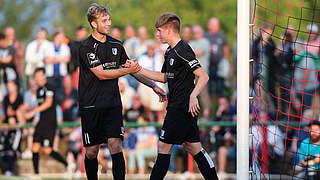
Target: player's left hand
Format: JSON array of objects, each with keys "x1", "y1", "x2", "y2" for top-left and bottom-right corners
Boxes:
[
  {"x1": 153, "y1": 86, "x2": 167, "y2": 102},
  {"x1": 189, "y1": 95, "x2": 200, "y2": 117}
]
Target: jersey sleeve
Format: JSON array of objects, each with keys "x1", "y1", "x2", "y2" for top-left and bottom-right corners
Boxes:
[
  {"x1": 175, "y1": 48, "x2": 201, "y2": 72},
  {"x1": 120, "y1": 45, "x2": 129, "y2": 65},
  {"x1": 79, "y1": 44, "x2": 101, "y2": 69}
]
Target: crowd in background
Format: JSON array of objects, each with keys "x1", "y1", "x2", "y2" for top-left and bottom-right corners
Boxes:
[{"x1": 0, "y1": 15, "x2": 319, "y2": 179}]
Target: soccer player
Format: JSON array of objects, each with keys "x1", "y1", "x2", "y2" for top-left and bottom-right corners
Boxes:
[
  {"x1": 134, "y1": 13, "x2": 219, "y2": 180},
  {"x1": 26, "y1": 67, "x2": 68, "y2": 175},
  {"x1": 78, "y1": 4, "x2": 166, "y2": 180}
]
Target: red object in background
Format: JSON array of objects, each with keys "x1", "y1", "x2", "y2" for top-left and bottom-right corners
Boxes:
[
  {"x1": 188, "y1": 153, "x2": 194, "y2": 174},
  {"x1": 261, "y1": 126, "x2": 269, "y2": 174}
]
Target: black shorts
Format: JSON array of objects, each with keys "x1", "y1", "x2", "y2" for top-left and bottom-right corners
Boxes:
[
  {"x1": 33, "y1": 124, "x2": 56, "y2": 147},
  {"x1": 80, "y1": 106, "x2": 124, "y2": 147},
  {"x1": 159, "y1": 107, "x2": 200, "y2": 145}
]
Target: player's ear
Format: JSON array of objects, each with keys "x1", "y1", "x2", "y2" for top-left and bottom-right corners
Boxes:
[{"x1": 91, "y1": 21, "x2": 97, "y2": 29}]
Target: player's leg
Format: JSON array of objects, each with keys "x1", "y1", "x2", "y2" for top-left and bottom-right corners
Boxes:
[
  {"x1": 105, "y1": 106, "x2": 126, "y2": 180},
  {"x1": 85, "y1": 144, "x2": 100, "y2": 180},
  {"x1": 185, "y1": 142, "x2": 219, "y2": 180},
  {"x1": 149, "y1": 141, "x2": 173, "y2": 180},
  {"x1": 108, "y1": 138, "x2": 125, "y2": 180},
  {"x1": 42, "y1": 146, "x2": 68, "y2": 167},
  {"x1": 31, "y1": 142, "x2": 41, "y2": 174}
]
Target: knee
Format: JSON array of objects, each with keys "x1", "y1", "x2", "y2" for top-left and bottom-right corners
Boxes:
[
  {"x1": 42, "y1": 148, "x2": 52, "y2": 155},
  {"x1": 32, "y1": 143, "x2": 40, "y2": 153},
  {"x1": 108, "y1": 138, "x2": 122, "y2": 154},
  {"x1": 157, "y1": 142, "x2": 172, "y2": 154},
  {"x1": 86, "y1": 148, "x2": 99, "y2": 159}
]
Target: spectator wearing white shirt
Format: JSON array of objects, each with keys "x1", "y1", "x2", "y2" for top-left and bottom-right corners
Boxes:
[
  {"x1": 137, "y1": 40, "x2": 165, "y2": 122},
  {"x1": 46, "y1": 29, "x2": 71, "y2": 105},
  {"x1": 190, "y1": 25, "x2": 211, "y2": 118},
  {"x1": 25, "y1": 28, "x2": 54, "y2": 78},
  {"x1": 135, "y1": 26, "x2": 150, "y2": 59}
]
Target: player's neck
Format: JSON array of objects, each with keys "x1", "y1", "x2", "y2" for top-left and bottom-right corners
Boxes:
[
  {"x1": 168, "y1": 35, "x2": 181, "y2": 48},
  {"x1": 92, "y1": 30, "x2": 106, "y2": 43}
]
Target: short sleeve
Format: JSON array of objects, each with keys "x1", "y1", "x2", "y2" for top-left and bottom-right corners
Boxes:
[
  {"x1": 120, "y1": 46, "x2": 129, "y2": 65},
  {"x1": 79, "y1": 45, "x2": 101, "y2": 69},
  {"x1": 174, "y1": 49, "x2": 201, "y2": 72}
]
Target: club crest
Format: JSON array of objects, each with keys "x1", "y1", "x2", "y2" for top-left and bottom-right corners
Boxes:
[
  {"x1": 170, "y1": 58, "x2": 174, "y2": 66},
  {"x1": 112, "y1": 48, "x2": 117, "y2": 55}
]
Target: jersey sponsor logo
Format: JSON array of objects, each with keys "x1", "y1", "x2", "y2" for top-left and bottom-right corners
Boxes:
[
  {"x1": 165, "y1": 72, "x2": 174, "y2": 79},
  {"x1": 102, "y1": 62, "x2": 117, "y2": 69},
  {"x1": 170, "y1": 58, "x2": 174, "y2": 66},
  {"x1": 87, "y1": 53, "x2": 100, "y2": 65},
  {"x1": 112, "y1": 48, "x2": 117, "y2": 55},
  {"x1": 188, "y1": 59, "x2": 200, "y2": 68},
  {"x1": 160, "y1": 130, "x2": 165, "y2": 140}
]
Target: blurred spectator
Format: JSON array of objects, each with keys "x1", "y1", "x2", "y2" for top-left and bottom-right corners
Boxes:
[
  {"x1": 128, "y1": 115, "x2": 158, "y2": 174},
  {"x1": 4, "y1": 27, "x2": 24, "y2": 93},
  {"x1": 252, "y1": 23, "x2": 278, "y2": 106},
  {"x1": 207, "y1": 96, "x2": 236, "y2": 153},
  {"x1": 124, "y1": 24, "x2": 139, "y2": 59},
  {"x1": 61, "y1": 75, "x2": 78, "y2": 122},
  {"x1": 111, "y1": 26, "x2": 122, "y2": 42},
  {"x1": 298, "y1": 121, "x2": 320, "y2": 179},
  {"x1": 0, "y1": 127, "x2": 22, "y2": 176},
  {"x1": 68, "y1": 25, "x2": 89, "y2": 74},
  {"x1": 137, "y1": 40, "x2": 165, "y2": 122},
  {"x1": 123, "y1": 25, "x2": 139, "y2": 89},
  {"x1": 182, "y1": 25, "x2": 192, "y2": 43},
  {"x1": 66, "y1": 117, "x2": 82, "y2": 179},
  {"x1": 135, "y1": 26, "x2": 150, "y2": 58},
  {"x1": 217, "y1": 131, "x2": 236, "y2": 178},
  {"x1": 68, "y1": 25, "x2": 89, "y2": 89},
  {"x1": 292, "y1": 24, "x2": 320, "y2": 108},
  {"x1": 287, "y1": 25, "x2": 304, "y2": 54},
  {"x1": 0, "y1": 33, "x2": 16, "y2": 94},
  {"x1": 25, "y1": 28, "x2": 54, "y2": 79},
  {"x1": 275, "y1": 30, "x2": 294, "y2": 114},
  {"x1": 46, "y1": 29, "x2": 71, "y2": 105},
  {"x1": 205, "y1": 18, "x2": 230, "y2": 96},
  {"x1": 124, "y1": 93, "x2": 144, "y2": 123},
  {"x1": 190, "y1": 25, "x2": 211, "y2": 118},
  {"x1": 119, "y1": 77, "x2": 135, "y2": 112},
  {"x1": 2, "y1": 80, "x2": 23, "y2": 124}
]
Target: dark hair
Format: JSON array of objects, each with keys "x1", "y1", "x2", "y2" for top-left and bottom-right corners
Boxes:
[
  {"x1": 33, "y1": 67, "x2": 46, "y2": 76},
  {"x1": 310, "y1": 120, "x2": 320, "y2": 128},
  {"x1": 38, "y1": 27, "x2": 48, "y2": 34},
  {"x1": 0, "y1": 33, "x2": 5, "y2": 40},
  {"x1": 283, "y1": 30, "x2": 293, "y2": 43},
  {"x1": 77, "y1": 25, "x2": 88, "y2": 30},
  {"x1": 87, "y1": 3, "x2": 110, "y2": 28},
  {"x1": 183, "y1": 24, "x2": 192, "y2": 30},
  {"x1": 155, "y1": 12, "x2": 181, "y2": 32}
]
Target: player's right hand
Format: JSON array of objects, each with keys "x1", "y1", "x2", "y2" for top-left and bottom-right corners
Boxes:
[{"x1": 124, "y1": 59, "x2": 142, "y2": 73}]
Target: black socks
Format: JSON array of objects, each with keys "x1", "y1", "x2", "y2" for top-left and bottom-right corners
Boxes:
[
  {"x1": 50, "y1": 151, "x2": 68, "y2": 167},
  {"x1": 193, "y1": 148, "x2": 219, "y2": 180},
  {"x1": 111, "y1": 152, "x2": 125, "y2": 180},
  {"x1": 150, "y1": 153, "x2": 171, "y2": 180},
  {"x1": 32, "y1": 153, "x2": 39, "y2": 174},
  {"x1": 85, "y1": 156, "x2": 98, "y2": 180}
]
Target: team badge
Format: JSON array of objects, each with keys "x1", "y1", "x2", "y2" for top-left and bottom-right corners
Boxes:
[
  {"x1": 88, "y1": 53, "x2": 95, "y2": 60},
  {"x1": 112, "y1": 48, "x2": 117, "y2": 55},
  {"x1": 170, "y1": 58, "x2": 174, "y2": 66}
]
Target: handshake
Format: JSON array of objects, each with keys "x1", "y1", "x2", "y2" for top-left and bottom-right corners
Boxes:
[{"x1": 122, "y1": 59, "x2": 142, "y2": 74}]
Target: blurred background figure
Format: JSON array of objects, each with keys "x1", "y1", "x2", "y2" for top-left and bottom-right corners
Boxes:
[
  {"x1": 137, "y1": 40, "x2": 165, "y2": 122},
  {"x1": 182, "y1": 25, "x2": 192, "y2": 43},
  {"x1": 111, "y1": 26, "x2": 122, "y2": 42}
]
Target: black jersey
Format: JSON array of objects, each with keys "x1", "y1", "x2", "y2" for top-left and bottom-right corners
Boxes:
[
  {"x1": 36, "y1": 83, "x2": 56, "y2": 127},
  {"x1": 78, "y1": 35, "x2": 128, "y2": 109},
  {"x1": 161, "y1": 40, "x2": 201, "y2": 109}
]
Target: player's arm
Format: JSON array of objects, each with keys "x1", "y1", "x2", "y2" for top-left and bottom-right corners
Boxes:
[
  {"x1": 26, "y1": 96, "x2": 53, "y2": 118},
  {"x1": 90, "y1": 64, "x2": 140, "y2": 80},
  {"x1": 135, "y1": 68, "x2": 166, "y2": 83},
  {"x1": 131, "y1": 72, "x2": 167, "y2": 102},
  {"x1": 189, "y1": 68, "x2": 209, "y2": 117}
]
